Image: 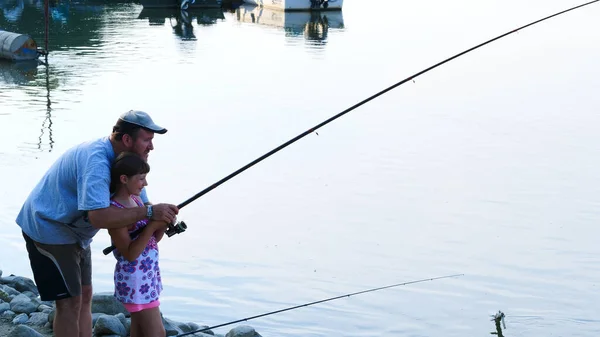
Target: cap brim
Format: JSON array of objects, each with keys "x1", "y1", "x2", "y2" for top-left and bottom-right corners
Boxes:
[
  {"x1": 152, "y1": 127, "x2": 168, "y2": 134},
  {"x1": 122, "y1": 118, "x2": 167, "y2": 134}
]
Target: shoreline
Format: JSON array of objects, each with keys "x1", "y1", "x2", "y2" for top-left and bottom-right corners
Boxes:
[{"x1": 0, "y1": 269, "x2": 262, "y2": 337}]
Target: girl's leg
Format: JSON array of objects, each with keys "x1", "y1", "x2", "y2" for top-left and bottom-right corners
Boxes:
[
  {"x1": 130, "y1": 306, "x2": 165, "y2": 337},
  {"x1": 129, "y1": 316, "x2": 141, "y2": 337}
]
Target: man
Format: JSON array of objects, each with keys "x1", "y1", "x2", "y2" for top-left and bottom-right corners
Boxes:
[{"x1": 16, "y1": 110, "x2": 180, "y2": 337}]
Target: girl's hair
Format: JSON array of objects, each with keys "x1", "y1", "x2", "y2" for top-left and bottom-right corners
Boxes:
[{"x1": 110, "y1": 152, "x2": 150, "y2": 193}]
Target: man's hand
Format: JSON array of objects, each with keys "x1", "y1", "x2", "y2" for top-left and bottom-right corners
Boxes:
[{"x1": 150, "y1": 203, "x2": 179, "y2": 224}]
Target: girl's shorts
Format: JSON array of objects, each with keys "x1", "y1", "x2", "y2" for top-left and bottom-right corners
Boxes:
[{"x1": 123, "y1": 300, "x2": 160, "y2": 313}]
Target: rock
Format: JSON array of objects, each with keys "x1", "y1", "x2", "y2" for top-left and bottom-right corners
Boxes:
[
  {"x1": 93, "y1": 314, "x2": 126, "y2": 337},
  {"x1": 10, "y1": 294, "x2": 38, "y2": 314},
  {"x1": 0, "y1": 269, "x2": 3, "y2": 278},
  {"x1": 37, "y1": 304, "x2": 52, "y2": 312},
  {"x1": 0, "y1": 302, "x2": 11, "y2": 314},
  {"x1": 27, "y1": 312, "x2": 49, "y2": 326},
  {"x1": 1, "y1": 285, "x2": 21, "y2": 296},
  {"x1": 21, "y1": 291, "x2": 38, "y2": 300},
  {"x1": 8, "y1": 324, "x2": 45, "y2": 337},
  {"x1": 0, "y1": 276, "x2": 39, "y2": 296},
  {"x1": 12, "y1": 313, "x2": 29, "y2": 324},
  {"x1": 2, "y1": 309, "x2": 16, "y2": 319},
  {"x1": 187, "y1": 322, "x2": 214, "y2": 335},
  {"x1": 0, "y1": 289, "x2": 11, "y2": 302},
  {"x1": 47, "y1": 309, "x2": 54, "y2": 326},
  {"x1": 115, "y1": 313, "x2": 130, "y2": 336},
  {"x1": 163, "y1": 316, "x2": 211, "y2": 336},
  {"x1": 225, "y1": 325, "x2": 262, "y2": 337},
  {"x1": 91, "y1": 293, "x2": 128, "y2": 317},
  {"x1": 39, "y1": 301, "x2": 53, "y2": 307},
  {"x1": 163, "y1": 316, "x2": 184, "y2": 336},
  {"x1": 92, "y1": 313, "x2": 104, "y2": 327}
]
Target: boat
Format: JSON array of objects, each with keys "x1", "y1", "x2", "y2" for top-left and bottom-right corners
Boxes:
[
  {"x1": 235, "y1": 4, "x2": 343, "y2": 42},
  {"x1": 140, "y1": 0, "x2": 222, "y2": 10},
  {"x1": 242, "y1": 0, "x2": 343, "y2": 11}
]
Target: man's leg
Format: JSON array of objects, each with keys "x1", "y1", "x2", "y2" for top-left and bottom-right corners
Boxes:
[
  {"x1": 79, "y1": 246, "x2": 93, "y2": 337},
  {"x1": 54, "y1": 296, "x2": 82, "y2": 337},
  {"x1": 22, "y1": 232, "x2": 86, "y2": 337},
  {"x1": 79, "y1": 285, "x2": 93, "y2": 337}
]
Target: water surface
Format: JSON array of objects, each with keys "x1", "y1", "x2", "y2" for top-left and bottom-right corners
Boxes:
[{"x1": 1, "y1": 0, "x2": 600, "y2": 336}]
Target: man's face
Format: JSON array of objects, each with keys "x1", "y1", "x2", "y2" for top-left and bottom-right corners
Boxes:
[{"x1": 127, "y1": 129, "x2": 155, "y2": 160}]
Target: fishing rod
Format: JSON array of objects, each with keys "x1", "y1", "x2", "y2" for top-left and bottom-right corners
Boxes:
[
  {"x1": 174, "y1": 273, "x2": 464, "y2": 337},
  {"x1": 103, "y1": 0, "x2": 599, "y2": 255}
]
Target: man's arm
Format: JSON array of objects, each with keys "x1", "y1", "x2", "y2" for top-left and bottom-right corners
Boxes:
[
  {"x1": 87, "y1": 203, "x2": 179, "y2": 229},
  {"x1": 87, "y1": 206, "x2": 147, "y2": 230}
]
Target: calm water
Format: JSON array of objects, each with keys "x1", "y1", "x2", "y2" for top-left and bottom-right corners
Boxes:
[{"x1": 1, "y1": 0, "x2": 600, "y2": 336}]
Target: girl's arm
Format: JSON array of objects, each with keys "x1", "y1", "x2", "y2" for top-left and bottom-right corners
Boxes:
[
  {"x1": 108, "y1": 220, "x2": 161, "y2": 262},
  {"x1": 154, "y1": 225, "x2": 166, "y2": 243}
]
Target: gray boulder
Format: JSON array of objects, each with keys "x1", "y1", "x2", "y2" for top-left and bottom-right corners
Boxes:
[
  {"x1": 163, "y1": 316, "x2": 184, "y2": 336},
  {"x1": 2, "y1": 309, "x2": 16, "y2": 319},
  {"x1": 0, "y1": 301, "x2": 11, "y2": 314},
  {"x1": 92, "y1": 312, "x2": 105, "y2": 327},
  {"x1": 115, "y1": 313, "x2": 130, "y2": 336},
  {"x1": 225, "y1": 326, "x2": 262, "y2": 337},
  {"x1": 37, "y1": 304, "x2": 52, "y2": 312},
  {"x1": 0, "y1": 288, "x2": 11, "y2": 302},
  {"x1": 47, "y1": 309, "x2": 54, "y2": 327},
  {"x1": 28, "y1": 312, "x2": 49, "y2": 326},
  {"x1": 12, "y1": 313, "x2": 29, "y2": 325},
  {"x1": 187, "y1": 322, "x2": 214, "y2": 335},
  {"x1": 10, "y1": 294, "x2": 38, "y2": 314},
  {"x1": 1, "y1": 285, "x2": 21, "y2": 297},
  {"x1": 91, "y1": 293, "x2": 128, "y2": 316},
  {"x1": 21, "y1": 291, "x2": 38, "y2": 300},
  {"x1": 93, "y1": 314, "x2": 127, "y2": 337},
  {"x1": 8, "y1": 324, "x2": 45, "y2": 337},
  {"x1": 0, "y1": 275, "x2": 39, "y2": 296}
]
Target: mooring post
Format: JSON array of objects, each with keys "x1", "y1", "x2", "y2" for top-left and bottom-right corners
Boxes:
[{"x1": 44, "y1": 0, "x2": 49, "y2": 53}]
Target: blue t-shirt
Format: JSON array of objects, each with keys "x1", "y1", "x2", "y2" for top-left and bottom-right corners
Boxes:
[{"x1": 16, "y1": 136, "x2": 149, "y2": 248}]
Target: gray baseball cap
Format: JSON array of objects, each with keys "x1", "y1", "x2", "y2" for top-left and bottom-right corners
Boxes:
[{"x1": 118, "y1": 110, "x2": 167, "y2": 134}]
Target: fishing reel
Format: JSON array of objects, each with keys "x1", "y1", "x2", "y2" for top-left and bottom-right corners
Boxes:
[{"x1": 165, "y1": 220, "x2": 187, "y2": 238}]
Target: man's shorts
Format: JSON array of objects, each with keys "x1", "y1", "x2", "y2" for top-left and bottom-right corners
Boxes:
[{"x1": 22, "y1": 231, "x2": 92, "y2": 301}]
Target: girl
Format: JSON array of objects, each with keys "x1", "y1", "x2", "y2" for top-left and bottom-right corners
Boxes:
[{"x1": 108, "y1": 152, "x2": 168, "y2": 337}]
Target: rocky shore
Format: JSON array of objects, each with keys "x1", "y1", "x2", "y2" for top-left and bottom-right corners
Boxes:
[{"x1": 0, "y1": 269, "x2": 262, "y2": 337}]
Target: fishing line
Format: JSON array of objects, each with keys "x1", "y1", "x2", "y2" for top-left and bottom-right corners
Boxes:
[{"x1": 174, "y1": 274, "x2": 464, "y2": 337}]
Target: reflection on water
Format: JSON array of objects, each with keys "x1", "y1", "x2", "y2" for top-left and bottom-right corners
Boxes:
[
  {"x1": 0, "y1": 0, "x2": 107, "y2": 50},
  {"x1": 0, "y1": 0, "x2": 26, "y2": 23},
  {"x1": 0, "y1": 59, "x2": 38, "y2": 84},
  {"x1": 0, "y1": 58, "x2": 54, "y2": 153},
  {"x1": 138, "y1": 7, "x2": 225, "y2": 40},
  {"x1": 39, "y1": 56, "x2": 54, "y2": 153},
  {"x1": 235, "y1": 4, "x2": 344, "y2": 46}
]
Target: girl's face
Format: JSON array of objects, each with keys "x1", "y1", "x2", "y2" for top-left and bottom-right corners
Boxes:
[{"x1": 121, "y1": 173, "x2": 148, "y2": 196}]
